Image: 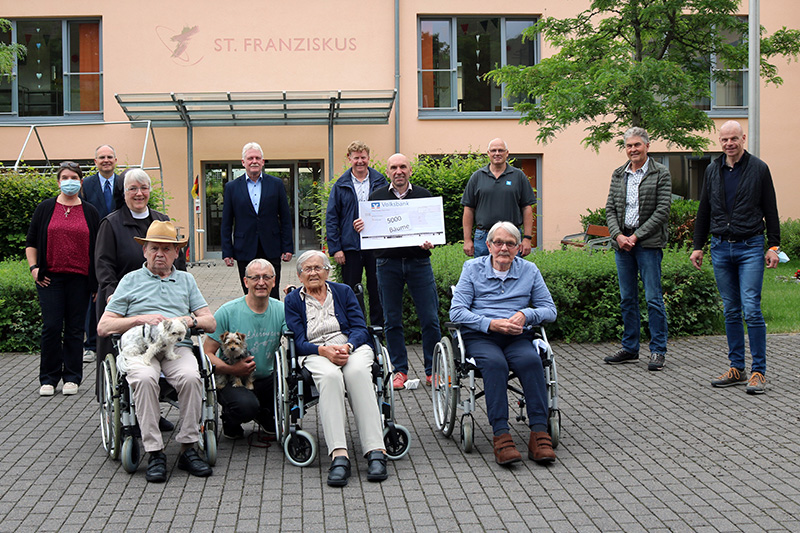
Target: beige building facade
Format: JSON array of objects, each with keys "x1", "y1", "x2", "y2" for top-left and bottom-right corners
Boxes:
[{"x1": 2, "y1": 1, "x2": 798, "y2": 258}]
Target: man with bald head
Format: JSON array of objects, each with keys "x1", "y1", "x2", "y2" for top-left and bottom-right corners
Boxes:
[
  {"x1": 691, "y1": 120, "x2": 780, "y2": 394},
  {"x1": 462, "y1": 138, "x2": 536, "y2": 257},
  {"x1": 354, "y1": 153, "x2": 441, "y2": 390}
]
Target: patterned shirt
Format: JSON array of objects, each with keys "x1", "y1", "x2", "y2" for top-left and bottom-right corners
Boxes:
[
  {"x1": 624, "y1": 158, "x2": 650, "y2": 228},
  {"x1": 301, "y1": 285, "x2": 348, "y2": 346}
]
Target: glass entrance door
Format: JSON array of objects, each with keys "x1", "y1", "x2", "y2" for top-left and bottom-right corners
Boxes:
[{"x1": 202, "y1": 159, "x2": 323, "y2": 259}]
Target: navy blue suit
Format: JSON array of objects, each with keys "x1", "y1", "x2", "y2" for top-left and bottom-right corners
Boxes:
[
  {"x1": 221, "y1": 173, "x2": 293, "y2": 296},
  {"x1": 81, "y1": 173, "x2": 124, "y2": 219}
]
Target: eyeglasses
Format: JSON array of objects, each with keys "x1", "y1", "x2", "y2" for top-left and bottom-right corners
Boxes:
[
  {"x1": 246, "y1": 274, "x2": 275, "y2": 282},
  {"x1": 301, "y1": 265, "x2": 330, "y2": 274},
  {"x1": 490, "y1": 240, "x2": 519, "y2": 249},
  {"x1": 126, "y1": 186, "x2": 151, "y2": 193},
  {"x1": 59, "y1": 161, "x2": 81, "y2": 170},
  {"x1": 488, "y1": 149, "x2": 508, "y2": 154}
]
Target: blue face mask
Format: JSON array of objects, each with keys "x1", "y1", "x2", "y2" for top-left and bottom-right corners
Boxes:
[{"x1": 59, "y1": 179, "x2": 82, "y2": 196}]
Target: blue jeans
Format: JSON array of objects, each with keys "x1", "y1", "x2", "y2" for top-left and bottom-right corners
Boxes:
[
  {"x1": 709, "y1": 235, "x2": 767, "y2": 374},
  {"x1": 473, "y1": 228, "x2": 489, "y2": 257},
  {"x1": 376, "y1": 256, "x2": 441, "y2": 376},
  {"x1": 615, "y1": 245, "x2": 668, "y2": 354},
  {"x1": 462, "y1": 331, "x2": 548, "y2": 433}
]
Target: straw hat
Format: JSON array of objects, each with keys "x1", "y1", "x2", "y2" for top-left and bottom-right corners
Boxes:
[{"x1": 133, "y1": 220, "x2": 189, "y2": 247}]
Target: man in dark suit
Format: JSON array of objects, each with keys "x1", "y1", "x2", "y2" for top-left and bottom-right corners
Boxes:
[
  {"x1": 79, "y1": 144, "x2": 124, "y2": 363},
  {"x1": 222, "y1": 142, "x2": 293, "y2": 299}
]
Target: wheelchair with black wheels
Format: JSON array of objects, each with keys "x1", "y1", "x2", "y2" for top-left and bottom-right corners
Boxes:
[
  {"x1": 431, "y1": 322, "x2": 560, "y2": 453},
  {"x1": 98, "y1": 328, "x2": 219, "y2": 472},
  {"x1": 273, "y1": 326, "x2": 412, "y2": 467}
]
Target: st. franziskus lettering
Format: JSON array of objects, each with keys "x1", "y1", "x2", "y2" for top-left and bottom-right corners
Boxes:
[{"x1": 214, "y1": 37, "x2": 357, "y2": 52}]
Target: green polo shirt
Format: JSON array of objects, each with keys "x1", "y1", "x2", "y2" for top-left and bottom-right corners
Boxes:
[{"x1": 106, "y1": 264, "x2": 208, "y2": 347}]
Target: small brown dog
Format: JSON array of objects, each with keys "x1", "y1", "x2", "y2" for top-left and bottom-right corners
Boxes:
[{"x1": 215, "y1": 331, "x2": 254, "y2": 390}]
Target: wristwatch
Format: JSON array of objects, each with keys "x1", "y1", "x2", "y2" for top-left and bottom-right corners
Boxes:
[
  {"x1": 346, "y1": 342, "x2": 354, "y2": 353},
  {"x1": 29, "y1": 264, "x2": 38, "y2": 271},
  {"x1": 523, "y1": 235, "x2": 532, "y2": 240}
]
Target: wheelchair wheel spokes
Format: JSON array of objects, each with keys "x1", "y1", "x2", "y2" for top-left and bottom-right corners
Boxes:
[
  {"x1": 100, "y1": 354, "x2": 121, "y2": 460},
  {"x1": 432, "y1": 337, "x2": 457, "y2": 438},
  {"x1": 284, "y1": 429, "x2": 317, "y2": 467}
]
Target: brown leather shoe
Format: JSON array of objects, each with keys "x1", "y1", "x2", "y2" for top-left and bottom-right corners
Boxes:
[
  {"x1": 528, "y1": 431, "x2": 556, "y2": 464},
  {"x1": 492, "y1": 433, "x2": 522, "y2": 465}
]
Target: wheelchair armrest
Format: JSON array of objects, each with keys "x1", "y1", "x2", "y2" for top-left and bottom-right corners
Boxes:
[
  {"x1": 444, "y1": 321, "x2": 463, "y2": 332},
  {"x1": 189, "y1": 327, "x2": 204, "y2": 336},
  {"x1": 282, "y1": 328, "x2": 295, "y2": 340},
  {"x1": 367, "y1": 325, "x2": 384, "y2": 337}
]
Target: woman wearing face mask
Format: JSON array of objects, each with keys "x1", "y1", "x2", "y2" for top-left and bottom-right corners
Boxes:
[{"x1": 26, "y1": 162, "x2": 100, "y2": 397}]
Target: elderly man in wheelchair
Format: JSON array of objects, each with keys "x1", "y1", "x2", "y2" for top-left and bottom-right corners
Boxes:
[
  {"x1": 97, "y1": 221, "x2": 216, "y2": 483},
  {"x1": 449, "y1": 221, "x2": 557, "y2": 466}
]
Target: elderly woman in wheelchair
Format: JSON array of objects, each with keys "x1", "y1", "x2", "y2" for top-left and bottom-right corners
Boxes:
[
  {"x1": 449, "y1": 221, "x2": 557, "y2": 466},
  {"x1": 284, "y1": 250, "x2": 391, "y2": 487}
]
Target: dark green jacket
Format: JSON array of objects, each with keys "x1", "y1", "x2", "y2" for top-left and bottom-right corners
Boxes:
[{"x1": 605, "y1": 158, "x2": 672, "y2": 250}]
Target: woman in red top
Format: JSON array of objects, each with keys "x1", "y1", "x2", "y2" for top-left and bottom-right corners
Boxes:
[{"x1": 26, "y1": 162, "x2": 100, "y2": 397}]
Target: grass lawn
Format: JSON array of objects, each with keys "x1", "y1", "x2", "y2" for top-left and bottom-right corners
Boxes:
[{"x1": 762, "y1": 260, "x2": 800, "y2": 333}]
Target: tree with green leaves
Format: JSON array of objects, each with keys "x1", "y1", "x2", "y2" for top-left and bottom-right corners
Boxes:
[
  {"x1": 486, "y1": 0, "x2": 800, "y2": 152},
  {"x1": 0, "y1": 19, "x2": 26, "y2": 77}
]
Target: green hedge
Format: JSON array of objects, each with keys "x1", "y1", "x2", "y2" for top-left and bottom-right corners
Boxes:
[
  {"x1": 393, "y1": 245, "x2": 723, "y2": 344},
  {"x1": 780, "y1": 218, "x2": 800, "y2": 260},
  {"x1": 0, "y1": 168, "x2": 59, "y2": 260},
  {"x1": 0, "y1": 260, "x2": 42, "y2": 353}
]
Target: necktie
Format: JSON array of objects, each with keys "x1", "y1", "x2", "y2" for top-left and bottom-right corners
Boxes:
[{"x1": 103, "y1": 180, "x2": 113, "y2": 214}]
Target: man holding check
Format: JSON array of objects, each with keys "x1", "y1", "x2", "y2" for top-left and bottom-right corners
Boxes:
[{"x1": 354, "y1": 153, "x2": 441, "y2": 390}]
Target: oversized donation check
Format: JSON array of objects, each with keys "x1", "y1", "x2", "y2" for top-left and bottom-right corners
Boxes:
[{"x1": 358, "y1": 197, "x2": 446, "y2": 250}]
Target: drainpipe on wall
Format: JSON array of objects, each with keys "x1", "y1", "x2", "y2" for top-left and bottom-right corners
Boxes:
[
  {"x1": 394, "y1": 0, "x2": 400, "y2": 153},
  {"x1": 748, "y1": 0, "x2": 759, "y2": 157}
]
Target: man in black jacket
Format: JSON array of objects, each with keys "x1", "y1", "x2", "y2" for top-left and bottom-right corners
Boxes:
[
  {"x1": 691, "y1": 121, "x2": 780, "y2": 394},
  {"x1": 354, "y1": 153, "x2": 441, "y2": 390}
]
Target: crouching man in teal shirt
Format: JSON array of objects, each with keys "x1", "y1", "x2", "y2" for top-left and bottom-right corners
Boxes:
[{"x1": 203, "y1": 259, "x2": 285, "y2": 440}]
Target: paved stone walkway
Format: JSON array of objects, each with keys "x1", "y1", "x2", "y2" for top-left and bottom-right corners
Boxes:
[{"x1": 1, "y1": 262, "x2": 798, "y2": 532}]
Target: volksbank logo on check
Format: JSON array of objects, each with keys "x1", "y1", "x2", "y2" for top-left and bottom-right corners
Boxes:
[{"x1": 371, "y1": 200, "x2": 409, "y2": 209}]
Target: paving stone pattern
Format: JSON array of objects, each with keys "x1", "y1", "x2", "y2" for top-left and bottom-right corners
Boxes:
[{"x1": 1, "y1": 262, "x2": 798, "y2": 532}]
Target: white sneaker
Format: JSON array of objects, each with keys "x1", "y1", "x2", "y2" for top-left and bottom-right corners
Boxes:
[
  {"x1": 39, "y1": 384, "x2": 55, "y2": 396},
  {"x1": 83, "y1": 350, "x2": 96, "y2": 363},
  {"x1": 63, "y1": 382, "x2": 79, "y2": 395}
]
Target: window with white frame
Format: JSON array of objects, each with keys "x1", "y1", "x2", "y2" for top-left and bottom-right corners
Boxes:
[
  {"x1": 418, "y1": 16, "x2": 537, "y2": 115},
  {"x1": 695, "y1": 18, "x2": 747, "y2": 113},
  {"x1": 1, "y1": 18, "x2": 102, "y2": 119}
]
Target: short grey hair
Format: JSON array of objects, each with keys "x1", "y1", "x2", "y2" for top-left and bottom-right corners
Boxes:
[
  {"x1": 623, "y1": 127, "x2": 649, "y2": 144},
  {"x1": 486, "y1": 221, "x2": 521, "y2": 245},
  {"x1": 296, "y1": 250, "x2": 331, "y2": 275},
  {"x1": 95, "y1": 144, "x2": 116, "y2": 157},
  {"x1": 245, "y1": 258, "x2": 275, "y2": 277},
  {"x1": 123, "y1": 168, "x2": 151, "y2": 189},
  {"x1": 242, "y1": 142, "x2": 263, "y2": 159}
]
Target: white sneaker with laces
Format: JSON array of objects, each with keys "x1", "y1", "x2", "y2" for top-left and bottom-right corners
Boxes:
[
  {"x1": 83, "y1": 350, "x2": 96, "y2": 363},
  {"x1": 63, "y1": 382, "x2": 79, "y2": 395},
  {"x1": 39, "y1": 384, "x2": 55, "y2": 396}
]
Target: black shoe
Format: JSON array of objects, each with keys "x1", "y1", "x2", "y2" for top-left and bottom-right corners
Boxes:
[
  {"x1": 178, "y1": 448, "x2": 212, "y2": 477},
  {"x1": 223, "y1": 420, "x2": 244, "y2": 440},
  {"x1": 327, "y1": 456, "x2": 351, "y2": 487},
  {"x1": 648, "y1": 352, "x2": 666, "y2": 371},
  {"x1": 366, "y1": 450, "x2": 388, "y2": 482},
  {"x1": 145, "y1": 451, "x2": 167, "y2": 483},
  {"x1": 604, "y1": 349, "x2": 639, "y2": 364},
  {"x1": 158, "y1": 416, "x2": 174, "y2": 432}
]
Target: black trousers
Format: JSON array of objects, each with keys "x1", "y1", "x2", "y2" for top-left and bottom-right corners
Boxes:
[
  {"x1": 341, "y1": 249, "x2": 383, "y2": 327},
  {"x1": 217, "y1": 376, "x2": 275, "y2": 430},
  {"x1": 37, "y1": 273, "x2": 89, "y2": 386}
]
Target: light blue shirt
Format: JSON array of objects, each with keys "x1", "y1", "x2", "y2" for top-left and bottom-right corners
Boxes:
[
  {"x1": 450, "y1": 256, "x2": 556, "y2": 334},
  {"x1": 246, "y1": 175, "x2": 261, "y2": 212}
]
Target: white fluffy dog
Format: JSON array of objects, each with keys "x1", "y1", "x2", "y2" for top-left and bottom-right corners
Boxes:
[{"x1": 118, "y1": 318, "x2": 188, "y2": 370}]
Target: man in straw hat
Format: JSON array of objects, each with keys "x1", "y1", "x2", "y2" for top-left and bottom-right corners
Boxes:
[{"x1": 98, "y1": 220, "x2": 217, "y2": 483}]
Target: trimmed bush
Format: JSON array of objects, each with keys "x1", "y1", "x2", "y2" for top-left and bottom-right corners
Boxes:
[
  {"x1": 0, "y1": 168, "x2": 59, "y2": 260},
  {"x1": 780, "y1": 218, "x2": 800, "y2": 261},
  {"x1": 0, "y1": 259, "x2": 42, "y2": 353}
]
